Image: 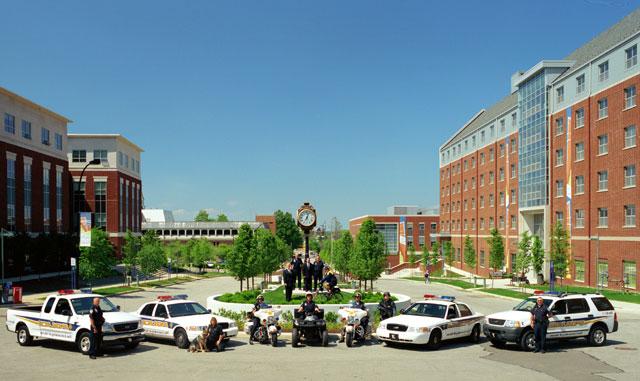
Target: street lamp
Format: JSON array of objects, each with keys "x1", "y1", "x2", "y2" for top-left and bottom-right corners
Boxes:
[
  {"x1": 72, "y1": 159, "x2": 101, "y2": 289},
  {"x1": 590, "y1": 235, "x2": 601, "y2": 291}
]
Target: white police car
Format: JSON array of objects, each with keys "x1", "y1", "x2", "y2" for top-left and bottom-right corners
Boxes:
[
  {"x1": 376, "y1": 295, "x2": 484, "y2": 349},
  {"x1": 484, "y1": 292, "x2": 618, "y2": 351},
  {"x1": 132, "y1": 295, "x2": 238, "y2": 348}
]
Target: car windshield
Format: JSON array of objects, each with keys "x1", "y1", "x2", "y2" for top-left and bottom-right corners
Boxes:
[
  {"x1": 167, "y1": 302, "x2": 209, "y2": 317},
  {"x1": 513, "y1": 298, "x2": 552, "y2": 312},
  {"x1": 71, "y1": 297, "x2": 119, "y2": 315},
  {"x1": 403, "y1": 303, "x2": 447, "y2": 319}
]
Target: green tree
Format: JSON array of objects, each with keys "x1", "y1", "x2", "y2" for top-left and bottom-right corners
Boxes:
[
  {"x1": 351, "y1": 219, "x2": 386, "y2": 290},
  {"x1": 216, "y1": 213, "x2": 229, "y2": 222},
  {"x1": 274, "y1": 210, "x2": 303, "y2": 249},
  {"x1": 79, "y1": 228, "x2": 115, "y2": 285},
  {"x1": 195, "y1": 209, "x2": 211, "y2": 222},
  {"x1": 122, "y1": 230, "x2": 140, "y2": 278},
  {"x1": 275, "y1": 237, "x2": 292, "y2": 266},
  {"x1": 515, "y1": 231, "x2": 532, "y2": 286},
  {"x1": 486, "y1": 228, "x2": 505, "y2": 287},
  {"x1": 190, "y1": 239, "x2": 215, "y2": 272},
  {"x1": 442, "y1": 241, "x2": 454, "y2": 275},
  {"x1": 407, "y1": 243, "x2": 418, "y2": 265},
  {"x1": 550, "y1": 222, "x2": 570, "y2": 285},
  {"x1": 164, "y1": 241, "x2": 185, "y2": 269},
  {"x1": 429, "y1": 241, "x2": 440, "y2": 268},
  {"x1": 226, "y1": 224, "x2": 255, "y2": 291},
  {"x1": 254, "y1": 228, "x2": 280, "y2": 281},
  {"x1": 531, "y1": 235, "x2": 544, "y2": 280},
  {"x1": 332, "y1": 231, "x2": 354, "y2": 280},
  {"x1": 463, "y1": 235, "x2": 476, "y2": 271},
  {"x1": 137, "y1": 230, "x2": 166, "y2": 277}
]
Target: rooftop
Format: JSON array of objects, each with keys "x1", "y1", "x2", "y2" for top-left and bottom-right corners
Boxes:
[
  {"x1": 67, "y1": 133, "x2": 144, "y2": 152},
  {"x1": 0, "y1": 86, "x2": 72, "y2": 123}
]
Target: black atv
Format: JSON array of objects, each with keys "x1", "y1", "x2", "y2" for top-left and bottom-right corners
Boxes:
[{"x1": 291, "y1": 309, "x2": 329, "y2": 347}]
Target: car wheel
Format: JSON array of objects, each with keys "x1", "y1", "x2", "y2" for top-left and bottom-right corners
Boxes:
[
  {"x1": 490, "y1": 339, "x2": 506, "y2": 348},
  {"x1": 428, "y1": 329, "x2": 442, "y2": 350},
  {"x1": 291, "y1": 328, "x2": 299, "y2": 348},
  {"x1": 469, "y1": 324, "x2": 481, "y2": 343},
  {"x1": 16, "y1": 325, "x2": 33, "y2": 346},
  {"x1": 588, "y1": 325, "x2": 607, "y2": 346},
  {"x1": 321, "y1": 330, "x2": 329, "y2": 347},
  {"x1": 520, "y1": 330, "x2": 535, "y2": 351},
  {"x1": 345, "y1": 332, "x2": 353, "y2": 347},
  {"x1": 174, "y1": 328, "x2": 190, "y2": 349},
  {"x1": 77, "y1": 332, "x2": 92, "y2": 355}
]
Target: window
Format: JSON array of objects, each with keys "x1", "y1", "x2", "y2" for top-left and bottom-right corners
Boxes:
[
  {"x1": 625, "y1": 125, "x2": 637, "y2": 148},
  {"x1": 592, "y1": 297, "x2": 614, "y2": 311},
  {"x1": 499, "y1": 216, "x2": 505, "y2": 229},
  {"x1": 625, "y1": 165, "x2": 636, "y2": 187},
  {"x1": 489, "y1": 171, "x2": 494, "y2": 184},
  {"x1": 464, "y1": 180, "x2": 468, "y2": 191},
  {"x1": 556, "y1": 211, "x2": 564, "y2": 224},
  {"x1": 95, "y1": 181, "x2": 107, "y2": 229},
  {"x1": 480, "y1": 174, "x2": 484, "y2": 186},
  {"x1": 41, "y1": 128, "x2": 50, "y2": 145},
  {"x1": 489, "y1": 193, "x2": 494, "y2": 207},
  {"x1": 598, "y1": 61, "x2": 609, "y2": 82},
  {"x1": 458, "y1": 304, "x2": 472, "y2": 317},
  {"x1": 43, "y1": 298, "x2": 56, "y2": 313},
  {"x1": 626, "y1": 44, "x2": 638, "y2": 69},
  {"x1": 556, "y1": 180, "x2": 564, "y2": 197},
  {"x1": 119, "y1": 181, "x2": 124, "y2": 230},
  {"x1": 55, "y1": 133, "x2": 63, "y2": 150},
  {"x1": 511, "y1": 113, "x2": 517, "y2": 128},
  {"x1": 511, "y1": 215, "x2": 516, "y2": 229},
  {"x1": 575, "y1": 175, "x2": 585, "y2": 194},
  {"x1": 575, "y1": 108, "x2": 584, "y2": 128},
  {"x1": 118, "y1": 151, "x2": 123, "y2": 165},
  {"x1": 556, "y1": 86, "x2": 564, "y2": 103},
  {"x1": 499, "y1": 167, "x2": 504, "y2": 181},
  {"x1": 489, "y1": 217, "x2": 494, "y2": 228},
  {"x1": 480, "y1": 250, "x2": 485, "y2": 267},
  {"x1": 7, "y1": 157, "x2": 16, "y2": 230},
  {"x1": 140, "y1": 303, "x2": 156, "y2": 316},
  {"x1": 472, "y1": 136, "x2": 476, "y2": 147},
  {"x1": 598, "y1": 171, "x2": 608, "y2": 191},
  {"x1": 556, "y1": 149, "x2": 564, "y2": 166},
  {"x1": 124, "y1": 154, "x2": 129, "y2": 168},
  {"x1": 480, "y1": 196, "x2": 484, "y2": 208},
  {"x1": 625, "y1": 205, "x2": 636, "y2": 227},
  {"x1": 575, "y1": 209, "x2": 585, "y2": 228},
  {"x1": 575, "y1": 260, "x2": 585, "y2": 282},
  {"x1": 154, "y1": 304, "x2": 168, "y2": 318},
  {"x1": 471, "y1": 157, "x2": 475, "y2": 168},
  {"x1": 94, "y1": 150, "x2": 108, "y2": 163},
  {"x1": 511, "y1": 189, "x2": 516, "y2": 203},
  {"x1": 464, "y1": 160, "x2": 468, "y2": 171},
  {"x1": 489, "y1": 148, "x2": 494, "y2": 161},
  {"x1": 472, "y1": 177, "x2": 476, "y2": 189},
  {"x1": 21, "y1": 120, "x2": 31, "y2": 139},
  {"x1": 499, "y1": 143, "x2": 505, "y2": 157},
  {"x1": 43, "y1": 168, "x2": 50, "y2": 231},
  {"x1": 510, "y1": 138, "x2": 516, "y2": 153},
  {"x1": 24, "y1": 162, "x2": 31, "y2": 231},
  {"x1": 54, "y1": 299, "x2": 72, "y2": 315},
  {"x1": 56, "y1": 168, "x2": 63, "y2": 227},
  {"x1": 598, "y1": 98, "x2": 608, "y2": 118},
  {"x1": 490, "y1": 125, "x2": 494, "y2": 137},
  {"x1": 575, "y1": 142, "x2": 584, "y2": 161},
  {"x1": 500, "y1": 119, "x2": 505, "y2": 133},
  {"x1": 4, "y1": 113, "x2": 15, "y2": 134},
  {"x1": 479, "y1": 218, "x2": 485, "y2": 229},
  {"x1": 598, "y1": 208, "x2": 608, "y2": 227},
  {"x1": 499, "y1": 192, "x2": 505, "y2": 205},
  {"x1": 597, "y1": 261, "x2": 609, "y2": 288},
  {"x1": 598, "y1": 134, "x2": 608, "y2": 155},
  {"x1": 623, "y1": 261, "x2": 636, "y2": 289},
  {"x1": 555, "y1": 117, "x2": 564, "y2": 135},
  {"x1": 625, "y1": 86, "x2": 636, "y2": 109},
  {"x1": 480, "y1": 131, "x2": 485, "y2": 143},
  {"x1": 471, "y1": 198, "x2": 475, "y2": 209},
  {"x1": 511, "y1": 164, "x2": 516, "y2": 178},
  {"x1": 125, "y1": 183, "x2": 129, "y2": 230},
  {"x1": 480, "y1": 152, "x2": 485, "y2": 164},
  {"x1": 576, "y1": 74, "x2": 586, "y2": 94},
  {"x1": 567, "y1": 299, "x2": 590, "y2": 314},
  {"x1": 72, "y1": 150, "x2": 86, "y2": 163}
]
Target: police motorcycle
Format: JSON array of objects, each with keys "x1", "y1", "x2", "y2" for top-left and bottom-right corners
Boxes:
[
  {"x1": 246, "y1": 303, "x2": 283, "y2": 347},
  {"x1": 337, "y1": 303, "x2": 370, "y2": 347},
  {"x1": 292, "y1": 309, "x2": 329, "y2": 347}
]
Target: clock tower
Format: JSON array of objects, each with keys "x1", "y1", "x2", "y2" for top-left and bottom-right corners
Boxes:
[{"x1": 296, "y1": 202, "x2": 317, "y2": 258}]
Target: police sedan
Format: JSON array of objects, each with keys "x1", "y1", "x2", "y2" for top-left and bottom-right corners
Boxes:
[
  {"x1": 132, "y1": 295, "x2": 238, "y2": 348},
  {"x1": 376, "y1": 295, "x2": 484, "y2": 349}
]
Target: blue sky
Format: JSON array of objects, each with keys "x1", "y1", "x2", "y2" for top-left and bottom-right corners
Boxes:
[{"x1": 1, "y1": 1, "x2": 637, "y2": 226}]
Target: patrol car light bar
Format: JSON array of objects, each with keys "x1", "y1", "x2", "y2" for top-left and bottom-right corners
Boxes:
[
  {"x1": 57, "y1": 289, "x2": 78, "y2": 295},
  {"x1": 423, "y1": 294, "x2": 456, "y2": 302},
  {"x1": 157, "y1": 294, "x2": 189, "y2": 301}
]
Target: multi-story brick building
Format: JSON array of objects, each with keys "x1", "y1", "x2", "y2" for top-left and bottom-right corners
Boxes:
[
  {"x1": 438, "y1": 9, "x2": 640, "y2": 290},
  {"x1": 67, "y1": 134, "x2": 143, "y2": 256}
]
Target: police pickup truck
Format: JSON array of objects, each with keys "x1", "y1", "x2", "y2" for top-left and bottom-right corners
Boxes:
[
  {"x1": 484, "y1": 292, "x2": 618, "y2": 351},
  {"x1": 5, "y1": 290, "x2": 144, "y2": 355},
  {"x1": 132, "y1": 295, "x2": 238, "y2": 348}
]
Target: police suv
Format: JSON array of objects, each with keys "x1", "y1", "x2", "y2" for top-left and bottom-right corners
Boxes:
[
  {"x1": 376, "y1": 295, "x2": 484, "y2": 349},
  {"x1": 484, "y1": 292, "x2": 618, "y2": 351},
  {"x1": 132, "y1": 295, "x2": 238, "y2": 348},
  {"x1": 6, "y1": 290, "x2": 144, "y2": 355}
]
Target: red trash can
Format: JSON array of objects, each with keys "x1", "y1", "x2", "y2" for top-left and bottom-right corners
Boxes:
[{"x1": 13, "y1": 286, "x2": 23, "y2": 304}]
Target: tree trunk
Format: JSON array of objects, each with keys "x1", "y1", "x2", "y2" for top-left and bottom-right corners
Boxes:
[
  {"x1": 359, "y1": 279, "x2": 362, "y2": 290},
  {"x1": 251, "y1": 277, "x2": 254, "y2": 289},
  {"x1": 240, "y1": 279, "x2": 243, "y2": 291}
]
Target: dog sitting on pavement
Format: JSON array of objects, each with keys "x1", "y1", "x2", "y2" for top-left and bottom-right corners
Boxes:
[{"x1": 188, "y1": 328, "x2": 209, "y2": 352}]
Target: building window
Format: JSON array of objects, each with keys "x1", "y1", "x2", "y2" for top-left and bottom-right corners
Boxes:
[
  {"x1": 499, "y1": 167, "x2": 504, "y2": 181},
  {"x1": 598, "y1": 98, "x2": 608, "y2": 119},
  {"x1": 480, "y1": 196, "x2": 484, "y2": 208},
  {"x1": 598, "y1": 61, "x2": 609, "y2": 82},
  {"x1": 480, "y1": 131, "x2": 485, "y2": 143},
  {"x1": 24, "y1": 162, "x2": 32, "y2": 231},
  {"x1": 21, "y1": 120, "x2": 31, "y2": 139},
  {"x1": 480, "y1": 250, "x2": 485, "y2": 267},
  {"x1": 471, "y1": 198, "x2": 476, "y2": 209},
  {"x1": 511, "y1": 113, "x2": 517, "y2": 128},
  {"x1": 510, "y1": 138, "x2": 516, "y2": 153},
  {"x1": 575, "y1": 175, "x2": 585, "y2": 194},
  {"x1": 575, "y1": 142, "x2": 584, "y2": 161},
  {"x1": 556, "y1": 180, "x2": 564, "y2": 197},
  {"x1": 4, "y1": 113, "x2": 15, "y2": 134},
  {"x1": 72, "y1": 150, "x2": 86, "y2": 162},
  {"x1": 556, "y1": 86, "x2": 564, "y2": 104},
  {"x1": 489, "y1": 171, "x2": 494, "y2": 184},
  {"x1": 626, "y1": 44, "x2": 638, "y2": 69},
  {"x1": 95, "y1": 181, "x2": 107, "y2": 229},
  {"x1": 43, "y1": 167, "x2": 50, "y2": 232},
  {"x1": 598, "y1": 171, "x2": 608, "y2": 191},
  {"x1": 480, "y1": 174, "x2": 485, "y2": 186},
  {"x1": 464, "y1": 180, "x2": 468, "y2": 191},
  {"x1": 556, "y1": 211, "x2": 564, "y2": 225},
  {"x1": 499, "y1": 216, "x2": 505, "y2": 229},
  {"x1": 489, "y1": 193, "x2": 494, "y2": 207},
  {"x1": 511, "y1": 189, "x2": 516, "y2": 203},
  {"x1": 597, "y1": 261, "x2": 609, "y2": 288},
  {"x1": 490, "y1": 125, "x2": 494, "y2": 137},
  {"x1": 499, "y1": 144, "x2": 505, "y2": 157},
  {"x1": 480, "y1": 153, "x2": 485, "y2": 164},
  {"x1": 472, "y1": 136, "x2": 476, "y2": 147},
  {"x1": 625, "y1": 86, "x2": 636, "y2": 109},
  {"x1": 555, "y1": 117, "x2": 564, "y2": 135},
  {"x1": 56, "y1": 168, "x2": 63, "y2": 228},
  {"x1": 624, "y1": 204, "x2": 636, "y2": 227},
  {"x1": 499, "y1": 192, "x2": 505, "y2": 206},
  {"x1": 625, "y1": 125, "x2": 636, "y2": 148},
  {"x1": 576, "y1": 75, "x2": 586, "y2": 94},
  {"x1": 623, "y1": 261, "x2": 637, "y2": 289},
  {"x1": 598, "y1": 208, "x2": 608, "y2": 227},
  {"x1": 471, "y1": 157, "x2": 475, "y2": 168},
  {"x1": 55, "y1": 133, "x2": 63, "y2": 150},
  {"x1": 575, "y1": 209, "x2": 585, "y2": 228},
  {"x1": 489, "y1": 217, "x2": 494, "y2": 228},
  {"x1": 490, "y1": 148, "x2": 494, "y2": 161},
  {"x1": 125, "y1": 183, "x2": 129, "y2": 230},
  {"x1": 124, "y1": 154, "x2": 129, "y2": 168},
  {"x1": 479, "y1": 218, "x2": 485, "y2": 230},
  {"x1": 471, "y1": 177, "x2": 476, "y2": 189},
  {"x1": 625, "y1": 165, "x2": 636, "y2": 187},
  {"x1": 41, "y1": 128, "x2": 50, "y2": 145},
  {"x1": 118, "y1": 152, "x2": 123, "y2": 166},
  {"x1": 575, "y1": 260, "x2": 585, "y2": 282},
  {"x1": 464, "y1": 160, "x2": 468, "y2": 171},
  {"x1": 575, "y1": 108, "x2": 584, "y2": 128},
  {"x1": 556, "y1": 149, "x2": 564, "y2": 166},
  {"x1": 94, "y1": 150, "x2": 108, "y2": 163},
  {"x1": 500, "y1": 119, "x2": 505, "y2": 133},
  {"x1": 119, "y1": 181, "x2": 124, "y2": 230},
  {"x1": 598, "y1": 134, "x2": 608, "y2": 155},
  {"x1": 511, "y1": 164, "x2": 516, "y2": 178},
  {"x1": 511, "y1": 215, "x2": 516, "y2": 229},
  {"x1": 6, "y1": 157, "x2": 16, "y2": 230}
]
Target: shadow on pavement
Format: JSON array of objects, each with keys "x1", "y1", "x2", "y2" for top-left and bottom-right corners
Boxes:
[{"x1": 35, "y1": 339, "x2": 158, "y2": 357}]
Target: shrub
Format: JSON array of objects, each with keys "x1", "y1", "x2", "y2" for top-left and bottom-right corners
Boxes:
[
  {"x1": 216, "y1": 308, "x2": 246, "y2": 330},
  {"x1": 281, "y1": 310, "x2": 293, "y2": 323},
  {"x1": 325, "y1": 311, "x2": 339, "y2": 323}
]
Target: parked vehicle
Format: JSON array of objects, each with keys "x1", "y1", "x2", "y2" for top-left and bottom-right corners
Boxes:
[
  {"x1": 245, "y1": 306, "x2": 282, "y2": 347},
  {"x1": 292, "y1": 309, "x2": 329, "y2": 347},
  {"x1": 337, "y1": 306, "x2": 369, "y2": 347}
]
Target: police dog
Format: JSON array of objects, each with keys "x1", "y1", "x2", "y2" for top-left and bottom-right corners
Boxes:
[{"x1": 188, "y1": 328, "x2": 209, "y2": 352}]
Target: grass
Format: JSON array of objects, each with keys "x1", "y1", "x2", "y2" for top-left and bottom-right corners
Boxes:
[
  {"x1": 430, "y1": 278, "x2": 479, "y2": 289},
  {"x1": 217, "y1": 286, "x2": 395, "y2": 305},
  {"x1": 93, "y1": 286, "x2": 143, "y2": 296},
  {"x1": 522, "y1": 283, "x2": 640, "y2": 304},
  {"x1": 142, "y1": 277, "x2": 195, "y2": 287},
  {"x1": 477, "y1": 288, "x2": 530, "y2": 299},
  {"x1": 194, "y1": 271, "x2": 229, "y2": 279}
]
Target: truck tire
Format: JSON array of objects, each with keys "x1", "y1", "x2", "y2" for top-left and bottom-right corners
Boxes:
[
  {"x1": 77, "y1": 331, "x2": 92, "y2": 355},
  {"x1": 588, "y1": 325, "x2": 607, "y2": 346},
  {"x1": 520, "y1": 330, "x2": 535, "y2": 351},
  {"x1": 321, "y1": 330, "x2": 329, "y2": 347},
  {"x1": 16, "y1": 324, "x2": 34, "y2": 346},
  {"x1": 291, "y1": 328, "x2": 299, "y2": 348},
  {"x1": 428, "y1": 329, "x2": 442, "y2": 350},
  {"x1": 469, "y1": 324, "x2": 481, "y2": 343},
  {"x1": 174, "y1": 328, "x2": 189, "y2": 349}
]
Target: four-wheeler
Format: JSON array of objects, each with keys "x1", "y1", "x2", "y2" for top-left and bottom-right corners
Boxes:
[{"x1": 291, "y1": 309, "x2": 329, "y2": 347}]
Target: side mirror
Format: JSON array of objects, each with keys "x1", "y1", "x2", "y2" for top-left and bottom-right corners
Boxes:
[
  {"x1": 116, "y1": 305, "x2": 121, "y2": 311},
  {"x1": 207, "y1": 309, "x2": 212, "y2": 313},
  {"x1": 399, "y1": 308, "x2": 406, "y2": 314}
]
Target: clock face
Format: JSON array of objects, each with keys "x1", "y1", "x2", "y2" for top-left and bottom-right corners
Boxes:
[{"x1": 298, "y1": 210, "x2": 316, "y2": 227}]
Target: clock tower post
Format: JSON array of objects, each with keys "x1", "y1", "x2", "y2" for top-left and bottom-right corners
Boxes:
[{"x1": 296, "y1": 202, "x2": 317, "y2": 259}]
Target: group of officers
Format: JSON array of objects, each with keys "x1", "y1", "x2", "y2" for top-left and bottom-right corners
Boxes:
[{"x1": 281, "y1": 254, "x2": 338, "y2": 301}]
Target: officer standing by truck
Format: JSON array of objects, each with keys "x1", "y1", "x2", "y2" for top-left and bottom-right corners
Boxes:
[
  {"x1": 530, "y1": 297, "x2": 552, "y2": 353},
  {"x1": 89, "y1": 297, "x2": 104, "y2": 359}
]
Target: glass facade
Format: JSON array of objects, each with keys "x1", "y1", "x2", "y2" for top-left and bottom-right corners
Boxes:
[
  {"x1": 518, "y1": 71, "x2": 548, "y2": 208},
  {"x1": 374, "y1": 223, "x2": 398, "y2": 254}
]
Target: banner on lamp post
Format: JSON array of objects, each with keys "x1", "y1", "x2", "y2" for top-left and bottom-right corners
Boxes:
[{"x1": 79, "y1": 212, "x2": 92, "y2": 247}]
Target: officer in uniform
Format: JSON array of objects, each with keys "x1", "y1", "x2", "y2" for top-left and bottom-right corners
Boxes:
[
  {"x1": 313, "y1": 257, "x2": 324, "y2": 291},
  {"x1": 320, "y1": 268, "x2": 338, "y2": 296},
  {"x1": 89, "y1": 297, "x2": 104, "y2": 359},
  {"x1": 249, "y1": 295, "x2": 267, "y2": 344},
  {"x1": 302, "y1": 258, "x2": 313, "y2": 292},
  {"x1": 340, "y1": 292, "x2": 369, "y2": 342},
  {"x1": 283, "y1": 263, "x2": 294, "y2": 302},
  {"x1": 206, "y1": 317, "x2": 225, "y2": 352},
  {"x1": 530, "y1": 297, "x2": 552, "y2": 353},
  {"x1": 378, "y1": 291, "x2": 396, "y2": 321},
  {"x1": 292, "y1": 254, "x2": 303, "y2": 290},
  {"x1": 298, "y1": 292, "x2": 320, "y2": 316}
]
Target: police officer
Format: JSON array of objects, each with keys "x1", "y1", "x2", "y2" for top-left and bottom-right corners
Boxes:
[
  {"x1": 530, "y1": 297, "x2": 552, "y2": 353},
  {"x1": 89, "y1": 297, "x2": 104, "y2": 359},
  {"x1": 313, "y1": 257, "x2": 324, "y2": 291},
  {"x1": 320, "y1": 268, "x2": 338, "y2": 296},
  {"x1": 378, "y1": 291, "x2": 396, "y2": 321},
  {"x1": 249, "y1": 295, "x2": 267, "y2": 345},
  {"x1": 302, "y1": 258, "x2": 313, "y2": 291},
  {"x1": 298, "y1": 292, "x2": 320, "y2": 316},
  {"x1": 351, "y1": 293, "x2": 369, "y2": 333},
  {"x1": 283, "y1": 263, "x2": 294, "y2": 302},
  {"x1": 206, "y1": 317, "x2": 225, "y2": 352},
  {"x1": 292, "y1": 254, "x2": 303, "y2": 289}
]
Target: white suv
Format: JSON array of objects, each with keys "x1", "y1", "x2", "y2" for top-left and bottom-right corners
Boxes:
[{"x1": 484, "y1": 293, "x2": 618, "y2": 351}]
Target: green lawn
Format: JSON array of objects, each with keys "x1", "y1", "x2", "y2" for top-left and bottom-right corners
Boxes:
[
  {"x1": 477, "y1": 288, "x2": 530, "y2": 299},
  {"x1": 217, "y1": 286, "x2": 393, "y2": 305},
  {"x1": 143, "y1": 277, "x2": 194, "y2": 288},
  {"x1": 431, "y1": 278, "x2": 479, "y2": 289},
  {"x1": 524, "y1": 284, "x2": 640, "y2": 304},
  {"x1": 93, "y1": 286, "x2": 143, "y2": 296},
  {"x1": 195, "y1": 271, "x2": 230, "y2": 279}
]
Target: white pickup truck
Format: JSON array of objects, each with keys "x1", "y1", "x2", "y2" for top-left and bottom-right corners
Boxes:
[{"x1": 6, "y1": 290, "x2": 145, "y2": 355}]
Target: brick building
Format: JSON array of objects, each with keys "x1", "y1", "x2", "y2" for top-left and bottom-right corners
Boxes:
[
  {"x1": 67, "y1": 134, "x2": 143, "y2": 256},
  {"x1": 438, "y1": 10, "x2": 640, "y2": 290}
]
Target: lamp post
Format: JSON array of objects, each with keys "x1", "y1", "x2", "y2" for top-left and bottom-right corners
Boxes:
[
  {"x1": 73, "y1": 159, "x2": 101, "y2": 289},
  {"x1": 1, "y1": 228, "x2": 11, "y2": 290},
  {"x1": 590, "y1": 235, "x2": 600, "y2": 291}
]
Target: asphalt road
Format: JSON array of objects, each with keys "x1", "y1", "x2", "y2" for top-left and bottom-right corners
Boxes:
[{"x1": 1, "y1": 276, "x2": 638, "y2": 381}]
